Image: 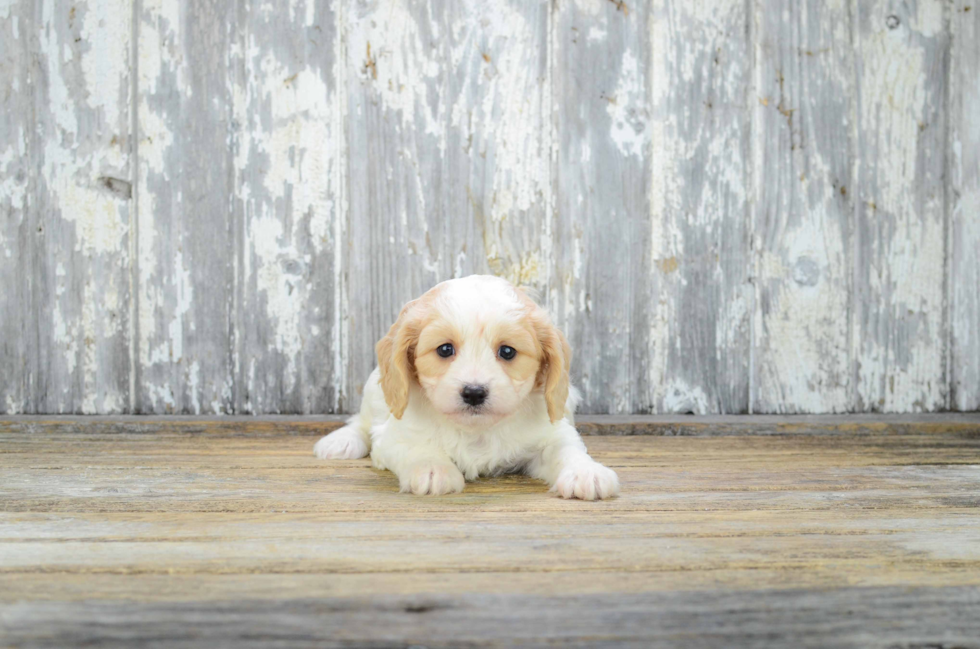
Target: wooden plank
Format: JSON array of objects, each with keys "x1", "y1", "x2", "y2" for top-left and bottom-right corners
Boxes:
[
  {"x1": 234, "y1": 0, "x2": 345, "y2": 414},
  {"x1": 3, "y1": 424, "x2": 980, "y2": 645},
  {"x1": 30, "y1": 0, "x2": 135, "y2": 413},
  {"x1": 0, "y1": 0, "x2": 34, "y2": 413},
  {"x1": 752, "y1": 0, "x2": 853, "y2": 412},
  {"x1": 3, "y1": 507, "x2": 980, "y2": 574},
  {"x1": 4, "y1": 433, "x2": 980, "y2": 516},
  {"x1": 2, "y1": 413, "x2": 980, "y2": 437},
  {"x1": 344, "y1": 0, "x2": 446, "y2": 406},
  {"x1": 644, "y1": 0, "x2": 752, "y2": 413},
  {"x1": 6, "y1": 568, "x2": 980, "y2": 604},
  {"x1": 0, "y1": 426, "x2": 980, "y2": 647},
  {"x1": 136, "y1": 0, "x2": 237, "y2": 414},
  {"x1": 853, "y1": 0, "x2": 950, "y2": 412},
  {"x1": 950, "y1": 0, "x2": 980, "y2": 410},
  {"x1": 440, "y1": 0, "x2": 552, "y2": 295},
  {"x1": 344, "y1": 0, "x2": 552, "y2": 409},
  {"x1": 2, "y1": 586, "x2": 980, "y2": 648},
  {"x1": 551, "y1": 0, "x2": 647, "y2": 413}
]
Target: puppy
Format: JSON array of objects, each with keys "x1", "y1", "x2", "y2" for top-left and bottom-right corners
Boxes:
[{"x1": 313, "y1": 275, "x2": 619, "y2": 500}]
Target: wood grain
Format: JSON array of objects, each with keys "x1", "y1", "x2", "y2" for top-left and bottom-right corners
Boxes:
[
  {"x1": 1, "y1": 0, "x2": 977, "y2": 415},
  {"x1": 752, "y1": 0, "x2": 853, "y2": 413},
  {"x1": 950, "y1": 0, "x2": 980, "y2": 410},
  {"x1": 552, "y1": 0, "x2": 647, "y2": 413},
  {"x1": 136, "y1": 0, "x2": 237, "y2": 415},
  {"x1": 30, "y1": 0, "x2": 135, "y2": 414},
  {"x1": 2, "y1": 420, "x2": 980, "y2": 646},
  {"x1": 853, "y1": 0, "x2": 950, "y2": 412},
  {"x1": 235, "y1": 0, "x2": 345, "y2": 414},
  {"x1": 0, "y1": 0, "x2": 34, "y2": 414},
  {"x1": 646, "y1": 0, "x2": 752, "y2": 414}
]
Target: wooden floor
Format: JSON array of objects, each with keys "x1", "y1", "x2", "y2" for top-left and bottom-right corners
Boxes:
[{"x1": 2, "y1": 416, "x2": 980, "y2": 648}]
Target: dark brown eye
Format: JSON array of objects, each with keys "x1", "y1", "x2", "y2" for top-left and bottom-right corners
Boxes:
[
  {"x1": 498, "y1": 345, "x2": 516, "y2": 361},
  {"x1": 436, "y1": 343, "x2": 455, "y2": 358}
]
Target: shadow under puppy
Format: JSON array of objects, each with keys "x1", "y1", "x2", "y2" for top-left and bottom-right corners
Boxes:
[{"x1": 313, "y1": 275, "x2": 619, "y2": 500}]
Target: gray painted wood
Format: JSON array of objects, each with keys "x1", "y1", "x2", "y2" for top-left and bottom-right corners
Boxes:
[
  {"x1": 345, "y1": 0, "x2": 448, "y2": 407},
  {"x1": 645, "y1": 0, "x2": 751, "y2": 413},
  {"x1": 853, "y1": 0, "x2": 950, "y2": 412},
  {"x1": 235, "y1": 0, "x2": 344, "y2": 414},
  {"x1": 31, "y1": 0, "x2": 134, "y2": 413},
  {"x1": 345, "y1": 0, "x2": 552, "y2": 407},
  {"x1": 752, "y1": 0, "x2": 853, "y2": 412},
  {"x1": 0, "y1": 0, "x2": 975, "y2": 414},
  {"x1": 0, "y1": 0, "x2": 34, "y2": 414},
  {"x1": 552, "y1": 0, "x2": 646, "y2": 414},
  {"x1": 950, "y1": 0, "x2": 980, "y2": 411},
  {"x1": 136, "y1": 0, "x2": 238, "y2": 414}
]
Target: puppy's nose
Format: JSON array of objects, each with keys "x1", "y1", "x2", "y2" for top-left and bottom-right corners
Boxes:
[{"x1": 460, "y1": 384, "x2": 489, "y2": 407}]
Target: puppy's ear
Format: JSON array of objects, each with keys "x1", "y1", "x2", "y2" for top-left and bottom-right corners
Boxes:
[
  {"x1": 533, "y1": 312, "x2": 572, "y2": 424},
  {"x1": 376, "y1": 301, "x2": 423, "y2": 419}
]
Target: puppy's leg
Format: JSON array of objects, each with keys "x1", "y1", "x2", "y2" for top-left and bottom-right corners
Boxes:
[
  {"x1": 527, "y1": 423, "x2": 620, "y2": 501},
  {"x1": 313, "y1": 372, "x2": 382, "y2": 460},
  {"x1": 313, "y1": 418, "x2": 370, "y2": 460},
  {"x1": 371, "y1": 438, "x2": 465, "y2": 496}
]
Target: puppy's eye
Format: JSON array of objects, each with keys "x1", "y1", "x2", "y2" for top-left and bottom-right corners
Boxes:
[
  {"x1": 436, "y1": 343, "x2": 455, "y2": 358},
  {"x1": 498, "y1": 345, "x2": 517, "y2": 361}
]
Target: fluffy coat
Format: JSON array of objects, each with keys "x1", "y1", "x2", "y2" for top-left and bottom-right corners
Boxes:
[{"x1": 313, "y1": 275, "x2": 619, "y2": 500}]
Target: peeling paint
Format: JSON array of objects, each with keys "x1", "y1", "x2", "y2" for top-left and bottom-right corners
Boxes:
[
  {"x1": 606, "y1": 50, "x2": 648, "y2": 158},
  {"x1": 2, "y1": 0, "x2": 976, "y2": 415}
]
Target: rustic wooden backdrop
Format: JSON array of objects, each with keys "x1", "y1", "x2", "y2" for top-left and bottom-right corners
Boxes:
[{"x1": 1, "y1": 0, "x2": 977, "y2": 415}]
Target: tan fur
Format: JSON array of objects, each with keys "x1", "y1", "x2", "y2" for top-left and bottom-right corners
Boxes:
[
  {"x1": 517, "y1": 291, "x2": 571, "y2": 424},
  {"x1": 376, "y1": 299, "x2": 428, "y2": 418}
]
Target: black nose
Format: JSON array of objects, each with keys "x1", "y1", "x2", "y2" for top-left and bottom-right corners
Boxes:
[{"x1": 460, "y1": 384, "x2": 489, "y2": 407}]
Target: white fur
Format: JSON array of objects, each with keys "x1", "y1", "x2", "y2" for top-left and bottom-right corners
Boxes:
[{"x1": 313, "y1": 276, "x2": 620, "y2": 500}]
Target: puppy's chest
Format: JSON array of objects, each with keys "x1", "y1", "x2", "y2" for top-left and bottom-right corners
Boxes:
[{"x1": 447, "y1": 432, "x2": 535, "y2": 477}]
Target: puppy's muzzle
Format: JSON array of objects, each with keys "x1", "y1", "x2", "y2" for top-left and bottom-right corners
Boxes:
[{"x1": 460, "y1": 384, "x2": 489, "y2": 407}]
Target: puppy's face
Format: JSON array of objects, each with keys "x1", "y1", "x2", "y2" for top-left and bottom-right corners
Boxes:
[{"x1": 376, "y1": 276, "x2": 570, "y2": 427}]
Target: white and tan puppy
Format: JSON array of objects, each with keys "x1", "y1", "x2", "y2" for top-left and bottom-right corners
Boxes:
[{"x1": 313, "y1": 275, "x2": 619, "y2": 500}]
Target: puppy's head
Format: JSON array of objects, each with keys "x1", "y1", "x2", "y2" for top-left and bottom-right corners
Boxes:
[{"x1": 376, "y1": 275, "x2": 571, "y2": 427}]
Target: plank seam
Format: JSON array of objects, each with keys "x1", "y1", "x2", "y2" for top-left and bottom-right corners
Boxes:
[
  {"x1": 334, "y1": 0, "x2": 350, "y2": 414},
  {"x1": 943, "y1": 0, "x2": 955, "y2": 412},
  {"x1": 27, "y1": 1, "x2": 40, "y2": 413},
  {"x1": 128, "y1": 0, "x2": 141, "y2": 414},
  {"x1": 746, "y1": 0, "x2": 757, "y2": 415},
  {"x1": 846, "y1": 0, "x2": 859, "y2": 412}
]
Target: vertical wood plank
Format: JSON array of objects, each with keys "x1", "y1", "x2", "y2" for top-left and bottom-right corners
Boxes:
[
  {"x1": 853, "y1": 0, "x2": 949, "y2": 412},
  {"x1": 235, "y1": 0, "x2": 344, "y2": 414},
  {"x1": 345, "y1": 0, "x2": 551, "y2": 408},
  {"x1": 949, "y1": 0, "x2": 979, "y2": 411},
  {"x1": 137, "y1": 0, "x2": 237, "y2": 413},
  {"x1": 644, "y1": 0, "x2": 751, "y2": 413},
  {"x1": 345, "y1": 0, "x2": 448, "y2": 405},
  {"x1": 441, "y1": 0, "x2": 552, "y2": 298},
  {"x1": 33, "y1": 0, "x2": 134, "y2": 413},
  {"x1": 752, "y1": 0, "x2": 854, "y2": 412},
  {"x1": 0, "y1": 1, "x2": 35, "y2": 413},
  {"x1": 552, "y1": 0, "x2": 649, "y2": 413}
]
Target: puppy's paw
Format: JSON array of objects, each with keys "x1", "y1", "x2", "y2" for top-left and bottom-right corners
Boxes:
[
  {"x1": 400, "y1": 461, "x2": 466, "y2": 496},
  {"x1": 313, "y1": 426, "x2": 369, "y2": 460},
  {"x1": 552, "y1": 460, "x2": 620, "y2": 501}
]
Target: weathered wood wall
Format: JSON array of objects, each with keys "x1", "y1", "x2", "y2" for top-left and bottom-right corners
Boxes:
[{"x1": 0, "y1": 0, "x2": 977, "y2": 415}]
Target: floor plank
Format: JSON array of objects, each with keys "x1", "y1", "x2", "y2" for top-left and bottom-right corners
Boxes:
[{"x1": 2, "y1": 419, "x2": 979, "y2": 647}]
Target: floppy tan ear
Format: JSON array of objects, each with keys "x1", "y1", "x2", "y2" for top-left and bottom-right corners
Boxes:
[
  {"x1": 375, "y1": 301, "x2": 423, "y2": 419},
  {"x1": 533, "y1": 312, "x2": 572, "y2": 424}
]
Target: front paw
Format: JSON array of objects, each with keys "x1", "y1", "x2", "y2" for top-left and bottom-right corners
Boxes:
[
  {"x1": 552, "y1": 460, "x2": 620, "y2": 501},
  {"x1": 400, "y1": 462, "x2": 466, "y2": 496},
  {"x1": 313, "y1": 426, "x2": 369, "y2": 459}
]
